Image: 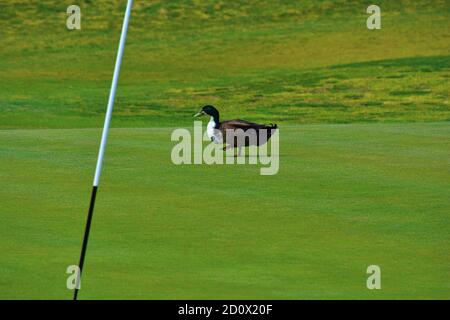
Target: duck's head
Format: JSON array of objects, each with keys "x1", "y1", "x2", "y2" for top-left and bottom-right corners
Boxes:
[{"x1": 193, "y1": 105, "x2": 219, "y2": 120}]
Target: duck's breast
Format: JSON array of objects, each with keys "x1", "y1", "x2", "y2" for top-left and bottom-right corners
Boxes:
[{"x1": 207, "y1": 118, "x2": 223, "y2": 143}]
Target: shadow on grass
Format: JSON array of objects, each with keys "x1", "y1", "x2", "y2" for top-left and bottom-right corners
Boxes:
[{"x1": 331, "y1": 55, "x2": 450, "y2": 72}]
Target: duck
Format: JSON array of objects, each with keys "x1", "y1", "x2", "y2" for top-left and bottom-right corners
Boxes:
[{"x1": 193, "y1": 105, "x2": 278, "y2": 156}]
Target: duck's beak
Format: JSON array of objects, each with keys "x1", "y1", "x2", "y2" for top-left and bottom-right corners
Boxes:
[{"x1": 193, "y1": 110, "x2": 205, "y2": 118}]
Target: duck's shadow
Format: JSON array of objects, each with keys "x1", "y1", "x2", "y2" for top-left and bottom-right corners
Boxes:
[{"x1": 225, "y1": 155, "x2": 279, "y2": 158}]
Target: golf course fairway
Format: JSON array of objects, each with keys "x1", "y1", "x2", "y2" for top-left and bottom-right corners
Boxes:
[{"x1": 0, "y1": 123, "x2": 448, "y2": 299}]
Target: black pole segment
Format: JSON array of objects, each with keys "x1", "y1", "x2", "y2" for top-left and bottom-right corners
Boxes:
[{"x1": 73, "y1": 185, "x2": 98, "y2": 300}]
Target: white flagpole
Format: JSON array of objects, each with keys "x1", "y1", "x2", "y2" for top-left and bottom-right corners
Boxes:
[{"x1": 74, "y1": 0, "x2": 133, "y2": 300}]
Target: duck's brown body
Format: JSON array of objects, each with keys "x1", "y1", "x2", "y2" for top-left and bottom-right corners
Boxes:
[{"x1": 218, "y1": 119, "x2": 278, "y2": 149}]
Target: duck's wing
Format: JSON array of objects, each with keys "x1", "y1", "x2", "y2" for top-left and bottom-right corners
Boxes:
[
  {"x1": 219, "y1": 120, "x2": 277, "y2": 146},
  {"x1": 220, "y1": 119, "x2": 269, "y2": 131}
]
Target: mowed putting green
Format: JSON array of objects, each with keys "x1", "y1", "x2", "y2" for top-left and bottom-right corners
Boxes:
[{"x1": 0, "y1": 122, "x2": 448, "y2": 299}]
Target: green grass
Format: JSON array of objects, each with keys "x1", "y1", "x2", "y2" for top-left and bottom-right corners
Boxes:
[
  {"x1": 0, "y1": 1, "x2": 449, "y2": 299},
  {"x1": 0, "y1": 123, "x2": 448, "y2": 299},
  {"x1": 0, "y1": 0, "x2": 449, "y2": 128}
]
